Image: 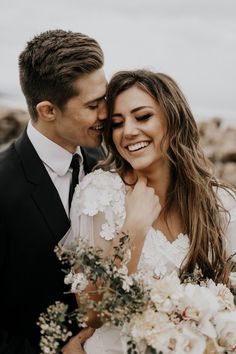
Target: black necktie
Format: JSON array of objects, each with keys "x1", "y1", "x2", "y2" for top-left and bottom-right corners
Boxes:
[{"x1": 69, "y1": 153, "x2": 80, "y2": 209}]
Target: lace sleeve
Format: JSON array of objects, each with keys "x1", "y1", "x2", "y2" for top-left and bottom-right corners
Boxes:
[
  {"x1": 218, "y1": 188, "x2": 236, "y2": 261},
  {"x1": 59, "y1": 169, "x2": 126, "y2": 251}
]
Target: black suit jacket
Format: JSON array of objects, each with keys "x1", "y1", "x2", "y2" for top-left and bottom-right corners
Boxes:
[{"x1": 0, "y1": 131, "x2": 104, "y2": 354}]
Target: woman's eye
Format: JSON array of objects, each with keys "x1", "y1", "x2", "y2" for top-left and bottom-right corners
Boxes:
[
  {"x1": 111, "y1": 121, "x2": 123, "y2": 128},
  {"x1": 136, "y1": 114, "x2": 151, "y2": 121}
]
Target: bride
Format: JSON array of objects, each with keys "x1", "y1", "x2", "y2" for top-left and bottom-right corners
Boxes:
[{"x1": 62, "y1": 70, "x2": 236, "y2": 354}]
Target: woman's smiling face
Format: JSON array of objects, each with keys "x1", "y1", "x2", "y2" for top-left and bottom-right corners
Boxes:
[{"x1": 111, "y1": 85, "x2": 169, "y2": 173}]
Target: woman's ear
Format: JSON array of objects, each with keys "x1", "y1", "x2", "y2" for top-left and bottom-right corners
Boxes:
[{"x1": 36, "y1": 101, "x2": 56, "y2": 121}]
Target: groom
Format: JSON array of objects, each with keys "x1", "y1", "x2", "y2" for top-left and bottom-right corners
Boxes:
[{"x1": 0, "y1": 29, "x2": 107, "y2": 354}]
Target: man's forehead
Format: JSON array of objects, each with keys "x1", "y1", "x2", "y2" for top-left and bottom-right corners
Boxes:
[
  {"x1": 85, "y1": 92, "x2": 107, "y2": 105},
  {"x1": 75, "y1": 71, "x2": 107, "y2": 102},
  {"x1": 81, "y1": 83, "x2": 108, "y2": 105}
]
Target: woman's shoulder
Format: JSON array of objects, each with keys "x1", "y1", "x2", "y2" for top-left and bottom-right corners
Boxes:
[
  {"x1": 80, "y1": 168, "x2": 124, "y2": 190},
  {"x1": 72, "y1": 168, "x2": 125, "y2": 217}
]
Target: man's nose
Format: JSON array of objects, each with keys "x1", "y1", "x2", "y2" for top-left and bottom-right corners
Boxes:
[{"x1": 98, "y1": 99, "x2": 108, "y2": 121}]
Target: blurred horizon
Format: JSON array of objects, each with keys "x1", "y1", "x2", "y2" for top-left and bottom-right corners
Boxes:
[{"x1": 0, "y1": 0, "x2": 236, "y2": 126}]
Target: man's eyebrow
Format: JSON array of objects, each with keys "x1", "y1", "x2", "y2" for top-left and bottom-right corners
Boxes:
[
  {"x1": 112, "y1": 106, "x2": 152, "y2": 118},
  {"x1": 85, "y1": 94, "x2": 107, "y2": 106}
]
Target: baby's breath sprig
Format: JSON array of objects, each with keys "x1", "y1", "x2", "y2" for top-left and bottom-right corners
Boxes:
[{"x1": 37, "y1": 302, "x2": 72, "y2": 354}]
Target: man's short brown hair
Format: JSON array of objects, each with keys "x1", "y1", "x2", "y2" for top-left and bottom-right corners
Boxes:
[{"x1": 19, "y1": 29, "x2": 104, "y2": 120}]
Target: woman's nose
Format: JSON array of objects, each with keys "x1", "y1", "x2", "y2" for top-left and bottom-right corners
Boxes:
[{"x1": 123, "y1": 120, "x2": 139, "y2": 138}]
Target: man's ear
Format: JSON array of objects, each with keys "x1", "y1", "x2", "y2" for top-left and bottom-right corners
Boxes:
[{"x1": 36, "y1": 101, "x2": 56, "y2": 121}]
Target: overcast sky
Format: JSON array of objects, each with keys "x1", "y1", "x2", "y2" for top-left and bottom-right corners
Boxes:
[{"x1": 0, "y1": 0, "x2": 235, "y2": 125}]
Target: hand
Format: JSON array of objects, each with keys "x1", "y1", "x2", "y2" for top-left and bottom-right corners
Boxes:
[
  {"x1": 61, "y1": 327, "x2": 95, "y2": 354},
  {"x1": 124, "y1": 176, "x2": 161, "y2": 235}
]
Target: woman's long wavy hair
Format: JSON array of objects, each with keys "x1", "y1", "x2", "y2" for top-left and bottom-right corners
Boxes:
[{"x1": 100, "y1": 69, "x2": 235, "y2": 283}]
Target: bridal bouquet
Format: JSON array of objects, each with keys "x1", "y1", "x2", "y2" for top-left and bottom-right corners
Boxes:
[
  {"x1": 38, "y1": 235, "x2": 236, "y2": 354},
  {"x1": 122, "y1": 271, "x2": 236, "y2": 354}
]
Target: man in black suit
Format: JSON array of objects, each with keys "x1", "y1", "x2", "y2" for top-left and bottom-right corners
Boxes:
[{"x1": 0, "y1": 29, "x2": 107, "y2": 354}]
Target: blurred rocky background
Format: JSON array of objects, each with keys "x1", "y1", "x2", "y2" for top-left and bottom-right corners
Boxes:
[
  {"x1": 198, "y1": 118, "x2": 236, "y2": 186},
  {"x1": 0, "y1": 106, "x2": 235, "y2": 186},
  {"x1": 0, "y1": 106, "x2": 29, "y2": 151}
]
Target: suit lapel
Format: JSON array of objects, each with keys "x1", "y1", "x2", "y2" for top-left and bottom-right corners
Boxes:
[
  {"x1": 81, "y1": 146, "x2": 105, "y2": 174},
  {"x1": 14, "y1": 131, "x2": 70, "y2": 242},
  {"x1": 14, "y1": 131, "x2": 105, "y2": 242}
]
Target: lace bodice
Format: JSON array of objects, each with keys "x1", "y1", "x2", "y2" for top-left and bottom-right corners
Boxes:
[
  {"x1": 68, "y1": 169, "x2": 186, "y2": 280},
  {"x1": 137, "y1": 229, "x2": 189, "y2": 284}
]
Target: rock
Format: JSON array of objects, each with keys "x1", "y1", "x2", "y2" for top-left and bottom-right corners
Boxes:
[
  {"x1": 199, "y1": 118, "x2": 236, "y2": 186},
  {"x1": 0, "y1": 106, "x2": 29, "y2": 151}
]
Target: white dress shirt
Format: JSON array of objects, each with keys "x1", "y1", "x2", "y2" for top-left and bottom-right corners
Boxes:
[{"x1": 27, "y1": 120, "x2": 84, "y2": 216}]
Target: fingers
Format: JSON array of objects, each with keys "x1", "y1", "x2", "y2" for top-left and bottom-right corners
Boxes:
[
  {"x1": 61, "y1": 327, "x2": 95, "y2": 354},
  {"x1": 77, "y1": 327, "x2": 95, "y2": 344},
  {"x1": 134, "y1": 175, "x2": 147, "y2": 188},
  {"x1": 133, "y1": 176, "x2": 156, "y2": 197},
  {"x1": 62, "y1": 339, "x2": 85, "y2": 354},
  {"x1": 125, "y1": 176, "x2": 147, "y2": 195},
  {"x1": 137, "y1": 175, "x2": 147, "y2": 184}
]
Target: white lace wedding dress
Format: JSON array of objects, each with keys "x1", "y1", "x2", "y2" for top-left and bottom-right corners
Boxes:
[{"x1": 61, "y1": 169, "x2": 236, "y2": 354}]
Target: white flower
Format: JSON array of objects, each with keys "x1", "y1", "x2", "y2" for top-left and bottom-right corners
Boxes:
[
  {"x1": 147, "y1": 327, "x2": 179, "y2": 353},
  {"x1": 179, "y1": 284, "x2": 219, "y2": 338},
  {"x1": 174, "y1": 324, "x2": 206, "y2": 354},
  {"x1": 121, "y1": 277, "x2": 133, "y2": 292},
  {"x1": 64, "y1": 271, "x2": 88, "y2": 294},
  {"x1": 214, "y1": 311, "x2": 236, "y2": 351},
  {"x1": 207, "y1": 279, "x2": 235, "y2": 311},
  {"x1": 123, "y1": 249, "x2": 131, "y2": 265},
  {"x1": 64, "y1": 271, "x2": 74, "y2": 285},
  {"x1": 117, "y1": 265, "x2": 128, "y2": 276},
  {"x1": 150, "y1": 272, "x2": 183, "y2": 313},
  {"x1": 116, "y1": 265, "x2": 133, "y2": 292},
  {"x1": 124, "y1": 309, "x2": 174, "y2": 352}
]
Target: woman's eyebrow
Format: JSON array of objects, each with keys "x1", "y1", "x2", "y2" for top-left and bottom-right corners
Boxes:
[{"x1": 112, "y1": 105, "x2": 153, "y2": 118}]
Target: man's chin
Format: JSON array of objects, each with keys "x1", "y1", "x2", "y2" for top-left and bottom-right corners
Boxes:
[{"x1": 84, "y1": 137, "x2": 103, "y2": 148}]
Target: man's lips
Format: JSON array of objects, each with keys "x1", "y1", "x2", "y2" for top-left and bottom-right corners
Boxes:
[{"x1": 90, "y1": 124, "x2": 104, "y2": 131}]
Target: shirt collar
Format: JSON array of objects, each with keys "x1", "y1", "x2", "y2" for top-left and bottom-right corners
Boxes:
[{"x1": 27, "y1": 120, "x2": 83, "y2": 176}]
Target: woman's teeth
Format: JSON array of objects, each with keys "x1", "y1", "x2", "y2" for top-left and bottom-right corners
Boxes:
[{"x1": 127, "y1": 141, "x2": 149, "y2": 152}]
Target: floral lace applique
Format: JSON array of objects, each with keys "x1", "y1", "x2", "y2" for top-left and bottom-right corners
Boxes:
[
  {"x1": 73, "y1": 169, "x2": 126, "y2": 240},
  {"x1": 137, "y1": 229, "x2": 189, "y2": 285}
]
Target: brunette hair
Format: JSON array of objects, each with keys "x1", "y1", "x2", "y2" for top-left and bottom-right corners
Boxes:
[
  {"x1": 19, "y1": 29, "x2": 104, "y2": 120},
  {"x1": 101, "y1": 69, "x2": 235, "y2": 283}
]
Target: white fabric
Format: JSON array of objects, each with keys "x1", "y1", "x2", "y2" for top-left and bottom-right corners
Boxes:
[
  {"x1": 61, "y1": 168, "x2": 236, "y2": 354},
  {"x1": 27, "y1": 120, "x2": 84, "y2": 215}
]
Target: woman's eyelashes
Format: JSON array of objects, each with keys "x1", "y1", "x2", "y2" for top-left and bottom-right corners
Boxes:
[
  {"x1": 111, "y1": 113, "x2": 152, "y2": 129},
  {"x1": 136, "y1": 113, "x2": 152, "y2": 121},
  {"x1": 111, "y1": 120, "x2": 123, "y2": 128}
]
